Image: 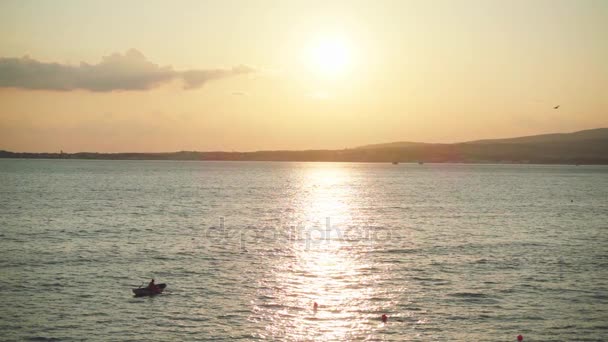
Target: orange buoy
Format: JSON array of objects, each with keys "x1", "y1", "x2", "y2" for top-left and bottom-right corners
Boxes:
[
  {"x1": 381, "y1": 314, "x2": 388, "y2": 323},
  {"x1": 517, "y1": 335, "x2": 523, "y2": 341},
  {"x1": 313, "y1": 302, "x2": 318, "y2": 311}
]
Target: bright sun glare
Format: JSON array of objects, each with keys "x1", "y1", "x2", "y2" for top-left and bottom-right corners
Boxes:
[{"x1": 307, "y1": 36, "x2": 352, "y2": 78}]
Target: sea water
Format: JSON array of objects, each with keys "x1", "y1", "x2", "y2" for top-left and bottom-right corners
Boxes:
[{"x1": 1, "y1": 160, "x2": 606, "y2": 341}]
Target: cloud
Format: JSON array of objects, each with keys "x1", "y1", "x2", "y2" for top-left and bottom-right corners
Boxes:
[
  {"x1": 0, "y1": 49, "x2": 254, "y2": 92},
  {"x1": 180, "y1": 65, "x2": 254, "y2": 89}
]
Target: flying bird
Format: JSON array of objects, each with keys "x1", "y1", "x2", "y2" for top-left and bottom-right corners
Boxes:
[{"x1": 553, "y1": 105, "x2": 560, "y2": 109}]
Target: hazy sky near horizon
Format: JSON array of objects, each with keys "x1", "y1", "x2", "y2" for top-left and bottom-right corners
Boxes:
[{"x1": 1, "y1": 0, "x2": 607, "y2": 152}]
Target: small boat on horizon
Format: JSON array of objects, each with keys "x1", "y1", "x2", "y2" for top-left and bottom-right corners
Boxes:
[{"x1": 392, "y1": 161, "x2": 399, "y2": 165}]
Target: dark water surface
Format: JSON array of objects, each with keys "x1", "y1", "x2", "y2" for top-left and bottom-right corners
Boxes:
[{"x1": 1, "y1": 160, "x2": 607, "y2": 341}]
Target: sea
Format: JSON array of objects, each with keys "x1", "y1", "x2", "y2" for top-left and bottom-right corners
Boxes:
[{"x1": 0, "y1": 159, "x2": 606, "y2": 341}]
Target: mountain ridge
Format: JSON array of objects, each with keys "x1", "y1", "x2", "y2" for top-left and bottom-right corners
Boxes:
[
  {"x1": 356, "y1": 128, "x2": 608, "y2": 149},
  {"x1": 1, "y1": 127, "x2": 607, "y2": 164}
]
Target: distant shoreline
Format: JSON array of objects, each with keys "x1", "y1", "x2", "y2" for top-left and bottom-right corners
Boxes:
[
  {"x1": 1, "y1": 149, "x2": 606, "y2": 165},
  {"x1": 2, "y1": 157, "x2": 608, "y2": 166},
  {"x1": 2, "y1": 128, "x2": 607, "y2": 165}
]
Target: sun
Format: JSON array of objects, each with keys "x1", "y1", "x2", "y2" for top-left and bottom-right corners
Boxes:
[{"x1": 307, "y1": 36, "x2": 352, "y2": 78}]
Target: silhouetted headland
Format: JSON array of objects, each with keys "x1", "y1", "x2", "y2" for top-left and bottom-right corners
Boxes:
[{"x1": 2, "y1": 128, "x2": 607, "y2": 164}]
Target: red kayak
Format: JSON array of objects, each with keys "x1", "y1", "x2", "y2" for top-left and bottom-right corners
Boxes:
[{"x1": 132, "y1": 283, "x2": 166, "y2": 297}]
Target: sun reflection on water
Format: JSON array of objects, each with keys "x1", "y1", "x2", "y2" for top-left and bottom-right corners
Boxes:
[{"x1": 252, "y1": 164, "x2": 391, "y2": 341}]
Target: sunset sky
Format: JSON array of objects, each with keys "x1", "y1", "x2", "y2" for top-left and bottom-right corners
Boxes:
[{"x1": 1, "y1": 0, "x2": 606, "y2": 152}]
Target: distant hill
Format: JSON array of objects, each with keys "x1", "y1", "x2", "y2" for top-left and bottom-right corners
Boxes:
[
  {"x1": 357, "y1": 128, "x2": 608, "y2": 148},
  {"x1": 352, "y1": 128, "x2": 608, "y2": 164},
  {"x1": 356, "y1": 141, "x2": 433, "y2": 149},
  {"x1": 1, "y1": 128, "x2": 607, "y2": 164},
  {"x1": 463, "y1": 128, "x2": 608, "y2": 145}
]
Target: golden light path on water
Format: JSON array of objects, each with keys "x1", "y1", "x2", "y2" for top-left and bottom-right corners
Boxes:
[{"x1": 251, "y1": 164, "x2": 402, "y2": 340}]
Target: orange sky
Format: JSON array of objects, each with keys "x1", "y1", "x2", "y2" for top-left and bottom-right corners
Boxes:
[{"x1": 1, "y1": 0, "x2": 607, "y2": 152}]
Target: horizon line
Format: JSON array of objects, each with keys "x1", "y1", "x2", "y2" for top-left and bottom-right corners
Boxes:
[{"x1": 1, "y1": 126, "x2": 606, "y2": 154}]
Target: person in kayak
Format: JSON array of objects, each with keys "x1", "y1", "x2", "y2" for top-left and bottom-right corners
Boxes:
[{"x1": 147, "y1": 279, "x2": 159, "y2": 292}]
